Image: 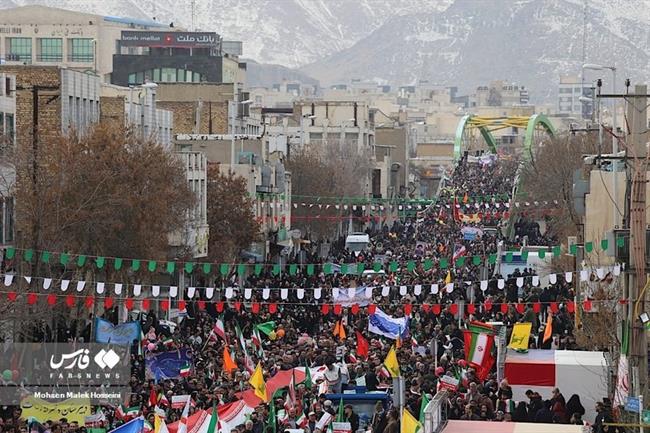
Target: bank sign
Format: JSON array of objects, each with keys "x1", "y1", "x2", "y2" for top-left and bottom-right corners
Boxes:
[
  {"x1": 0, "y1": 344, "x2": 130, "y2": 404},
  {"x1": 121, "y1": 31, "x2": 219, "y2": 48}
]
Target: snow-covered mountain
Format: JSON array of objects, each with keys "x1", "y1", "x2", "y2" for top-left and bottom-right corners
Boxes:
[{"x1": 2, "y1": 0, "x2": 650, "y2": 100}]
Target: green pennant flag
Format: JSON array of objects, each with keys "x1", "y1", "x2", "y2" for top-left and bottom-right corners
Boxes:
[
  {"x1": 257, "y1": 321, "x2": 277, "y2": 336},
  {"x1": 440, "y1": 258, "x2": 448, "y2": 269},
  {"x1": 455, "y1": 256, "x2": 465, "y2": 267},
  {"x1": 272, "y1": 264, "x2": 281, "y2": 276},
  {"x1": 488, "y1": 254, "x2": 497, "y2": 265},
  {"x1": 336, "y1": 398, "x2": 345, "y2": 422},
  {"x1": 114, "y1": 257, "x2": 123, "y2": 270},
  {"x1": 407, "y1": 261, "x2": 416, "y2": 272},
  {"x1": 254, "y1": 264, "x2": 263, "y2": 276},
  {"x1": 166, "y1": 261, "x2": 175, "y2": 274},
  {"x1": 237, "y1": 264, "x2": 246, "y2": 276},
  {"x1": 131, "y1": 259, "x2": 140, "y2": 271},
  {"x1": 521, "y1": 251, "x2": 529, "y2": 261},
  {"x1": 307, "y1": 264, "x2": 315, "y2": 276},
  {"x1": 220, "y1": 264, "x2": 230, "y2": 276},
  {"x1": 616, "y1": 237, "x2": 625, "y2": 247},
  {"x1": 341, "y1": 264, "x2": 348, "y2": 274},
  {"x1": 389, "y1": 261, "x2": 398, "y2": 272},
  {"x1": 183, "y1": 262, "x2": 194, "y2": 274},
  {"x1": 373, "y1": 262, "x2": 382, "y2": 272},
  {"x1": 570, "y1": 244, "x2": 577, "y2": 255},
  {"x1": 24, "y1": 249, "x2": 34, "y2": 262},
  {"x1": 324, "y1": 263, "x2": 332, "y2": 274},
  {"x1": 423, "y1": 259, "x2": 433, "y2": 271},
  {"x1": 96, "y1": 257, "x2": 105, "y2": 269},
  {"x1": 77, "y1": 255, "x2": 86, "y2": 267},
  {"x1": 539, "y1": 249, "x2": 546, "y2": 258},
  {"x1": 289, "y1": 264, "x2": 297, "y2": 276},
  {"x1": 5, "y1": 247, "x2": 15, "y2": 259},
  {"x1": 585, "y1": 241, "x2": 593, "y2": 253},
  {"x1": 41, "y1": 251, "x2": 51, "y2": 263},
  {"x1": 601, "y1": 239, "x2": 609, "y2": 251},
  {"x1": 357, "y1": 262, "x2": 365, "y2": 273},
  {"x1": 551, "y1": 246, "x2": 560, "y2": 257},
  {"x1": 148, "y1": 260, "x2": 157, "y2": 272},
  {"x1": 505, "y1": 252, "x2": 513, "y2": 263},
  {"x1": 60, "y1": 253, "x2": 69, "y2": 266},
  {"x1": 472, "y1": 255, "x2": 481, "y2": 265}
]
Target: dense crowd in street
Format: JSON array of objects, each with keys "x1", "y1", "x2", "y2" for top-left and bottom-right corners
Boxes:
[{"x1": 1, "y1": 155, "x2": 620, "y2": 433}]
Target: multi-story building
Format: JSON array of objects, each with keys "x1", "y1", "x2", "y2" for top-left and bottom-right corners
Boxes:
[
  {"x1": 0, "y1": 73, "x2": 16, "y2": 247},
  {"x1": 558, "y1": 75, "x2": 595, "y2": 119},
  {"x1": 111, "y1": 31, "x2": 245, "y2": 87},
  {"x1": 0, "y1": 73, "x2": 16, "y2": 148},
  {"x1": 475, "y1": 80, "x2": 530, "y2": 107},
  {"x1": 0, "y1": 5, "x2": 168, "y2": 82}
]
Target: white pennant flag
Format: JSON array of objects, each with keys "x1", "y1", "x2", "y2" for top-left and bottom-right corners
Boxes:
[
  {"x1": 445, "y1": 283, "x2": 454, "y2": 293},
  {"x1": 532, "y1": 276, "x2": 539, "y2": 287},
  {"x1": 262, "y1": 288, "x2": 270, "y2": 299},
  {"x1": 281, "y1": 288, "x2": 288, "y2": 299},
  {"x1": 169, "y1": 286, "x2": 178, "y2": 297},
  {"x1": 332, "y1": 287, "x2": 339, "y2": 298},
  {"x1": 596, "y1": 268, "x2": 605, "y2": 279},
  {"x1": 297, "y1": 288, "x2": 304, "y2": 299},
  {"x1": 614, "y1": 264, "x2": 621, "y2": 276},
  {"x1": 114, "y1": 283, "x2": 123, "y2": 295},
  {"x1": 565, "y1": 272, "x2": 573, "y2": 283},
  {"x1": 365, "y1": 286, "x2": 373, "y2": 298},
  {"x1": 314, "y1": 288, "x2": 321, "y2": 299},
  {"x1": 399, "y1": 285, "x2": 407, "y2": 296},
  {"x1": 3, "y1": 274, "x2": 13, "y2": 286},
  {"x1": 205, "y1": 287, "x2": 214, "y2": 299},
  {"x1": 516, "y1": 277, "x2": 524, "y2": 288},
  {"x1": 580, "y1": 270, "x2": 588, "y2": 282},
  {"x1": 96, "y1": 282, "x2": 105, "y2": 294},
  {"x1": 480, "y1": 280, "x2": 488, "y2": 292},
  {"x1": 43, "y1": 278, "x2": 52, "y2": 290},
  {"x1": 225, "y1": 287, "x2": 233, "y2": 299},
  {"x1": 187, "y1": 287, "x2": 196, "y2": 298},
  {"x1": 497, "y1": 279, "x2": 505, "y2": 289},
  {"x1": 431, "y1": 284, "x2": 439, "y2": 294},
  {"x1": 382, "y1": 285, "x2": 390, "y2": 297},
  {"x1": 133, "y1": 284, "x2": 141, "y2": 296},
  {"x1": 61, "y1": 280, "x2": 70, "y2": 292},
  {"x1": 549, "y1": 274, "x2": 557, "y2": 284},
  {"x1": 152, "y1": 285, "x2": 160, "y2": 296},
  {"x1": 24, "y1": 276, "x2": 31, "y2": 284},
  {"x1": 76, "y1": 281, "x2": 85, "y2": 292},
  {"x1": 414, "y1": 284, "x2": 422, "y2": 296},
  {"x1": 244, "y1": 288, "x2": 252, "y2": 299}
]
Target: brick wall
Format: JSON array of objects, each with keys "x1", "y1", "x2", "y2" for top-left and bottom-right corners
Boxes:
[
  {"x1": 158, "y1": 101, "x2": 228, "y2": 135},
  {"x1": 99, "y1": 96, "x2": 126, "y2": 126},
  {"x1": 0, "y1": 66, "x2": 62, "y2": 150}
]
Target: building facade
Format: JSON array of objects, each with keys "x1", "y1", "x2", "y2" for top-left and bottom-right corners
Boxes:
[
  {"x1": 558, "y1": 75, "x2": 595, "y2": 119},
  {"x1": 0, "y1": 73, "x2": 16, "y2": 148}
]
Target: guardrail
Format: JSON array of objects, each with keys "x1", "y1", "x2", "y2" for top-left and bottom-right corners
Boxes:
[{"x1": 423, "y1": 390, "x2": 448, "y2": 433}]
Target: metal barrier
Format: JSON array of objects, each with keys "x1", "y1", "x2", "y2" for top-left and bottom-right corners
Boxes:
[{"x1": 423, "y1": 390, "x2": 449, "y2": 433}]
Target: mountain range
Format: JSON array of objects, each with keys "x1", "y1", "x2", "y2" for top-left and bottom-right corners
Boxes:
[{"x1": 2, "y1": 0, "x2": 649, "y2": 101}]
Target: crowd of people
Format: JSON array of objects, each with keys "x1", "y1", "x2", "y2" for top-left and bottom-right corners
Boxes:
[{"x1": 2, "y1": 155, "x2": 619, "y2": 433}]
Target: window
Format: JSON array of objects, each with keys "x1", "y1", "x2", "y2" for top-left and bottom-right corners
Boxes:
[
  {"x1": 69, "y1": 38, "x2": 94, "y2": 62},
  {"x1": 38, "y1": 38, "x2": 62, "y2": 62},
  {"x1": 153, "y1": 68, "x2": 161, "y2": 82},
  {"x1": 177, "y1": 69, "x2": 186, "y2": 82},
  {"x1": 8, "y1": 38, "x2": 32, "y2": 63},
  {"x1": 5, "y1": 114, "x2": 14, "y2": 147},
  {"x1": 161, "y1": 68, "x2": 176, "y2": 82}
]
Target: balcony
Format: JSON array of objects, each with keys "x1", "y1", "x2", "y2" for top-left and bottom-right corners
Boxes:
[
  {"x1": 36, "y1": 54, "x2": 63, "y2": 62},
  {"x1": 66, "y1": 54, "x2": 94, "y2": 63},
  {"x1": 3, "y1": 54, "x2": 31, "y2": 65}
]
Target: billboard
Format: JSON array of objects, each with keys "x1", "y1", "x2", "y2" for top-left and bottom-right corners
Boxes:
[{"x1": 120, "y1": 31, "x2": 219, "y2": 48}]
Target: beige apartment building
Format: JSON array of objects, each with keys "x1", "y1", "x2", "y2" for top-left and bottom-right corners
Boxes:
[{"x1": 0, "y1": 5, "x2": 169, "y2": 82}]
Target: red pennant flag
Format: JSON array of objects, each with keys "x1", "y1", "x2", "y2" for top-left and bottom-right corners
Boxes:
[
  {"x1": 334, "y1": 304, "x2": 342, "y2": 315},
  {"x1": 160, "y1": 299, "x2": 169, "y2": 311},
  {"x1": 234, "y1": 301, "x2": 241, "y2": 312},
  {"x1": 550, "y1": 302, "x2": 559, "y2": 313},
  {"x1": 178, "y1": 300, "x2": 186, "y2": 311},
  {"x1": 567, "y1": 301, "x2": 575, "y2": 313},
  {"x1": 516, "y1": 303, "x2": 525, "y2": 314},
  {"x1": 47, "y1": 294, "x2": 57, "y2": 306},
  {"x1": 355, "y1": 331, "x2": 369, "y2": 359},
  {"x1": 27, "y1": 293, "x2": 37, "y2": 305},
  {"x1": 404, "y1": 304, "x2": 413, "y2": 316},
  {"x1": 142, "y1": 298, "x2": 150, "y2": 310},
  {"x1": 197, "y1": 300, "x2": 206, "y2": 310},
  {"x1": 422, "y1": 304, "x2": 431, "y2": 313},
  {"x1": 449, "y1": 304, "x2": 458, "y2": 315},
  {"x1": 467, "y1": 304, "x2": 476, "y2": 314},
  {"x1": 368, "y1": 304, "x2": 376, "y2": 314},
  {"x1": 583, "y1": 299, "x2": 592, "y2": 311},
  {"x1": 533, "y1": 302, "x2": 541, "y2": 313},
  {"x1": 85, "y1": 296, "x2": 94, "y2": 308},
  {"x1": 251, "y1": 302, "x2": 260, "y2": 313},
  {"x1": 104, "y1": 297, "x2": 113, "y2": 308},
  {"x1": 500, "y1": 303, "x2": 508, "y2": 314},
  {"x1": 269, "y1": 303, "x2": 277, "y2": 314},
  {"x1": 66, "y1": 295, "x2": 75, "y2": 308},
  {"x1": 351, "y1": 304, "x2": 360, "y2": 315},
  {"x1": 216, "y1": 301, "x2": 224, "y2": 312},
  {"x1": 321, "y1": 304, "x2": 330, "y2": 315},
  {"x1": 432, "y1": 304, "x2": 441, "y2": 315},
  {"x1": 484, "y1": 300, "x2": 492, "y2": 311},
  {"x1": 7, "y1": 292, "x2": 16, "y2": 302},
  {"x1": 125, "y1": 298, "x2": 134, "y2": 310}
]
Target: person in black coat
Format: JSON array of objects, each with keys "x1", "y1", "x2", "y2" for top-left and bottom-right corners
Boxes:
[
  {"x1": 534, "y1": 400, "x2": 554, "y2": 423},
  {"x1": 344, "y1": 405, "x2": 359, "y2": 433},
  {"x1": 565, "y1": 394, "x2": 585, "y2": 419}
]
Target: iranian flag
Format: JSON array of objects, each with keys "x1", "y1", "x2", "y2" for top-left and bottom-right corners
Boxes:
[
  {"x1": 463, "y1": 321, "x2": 495, "y2": 381},
  {"x1": 211, "y1": 317, "x2": 227, "y2": 342},
  {"x1": 172, "y1": 395, "x2": 192, "y2": 409},
  {"x1": 116, "y1": 405, "x2": 140, "y2": 420},
  {"x1": 296, "y1": 413, "x2": 308, "y2": 428},
  {"x1": 180, "y1": 362, "x2": 191, "y2": 377}
]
